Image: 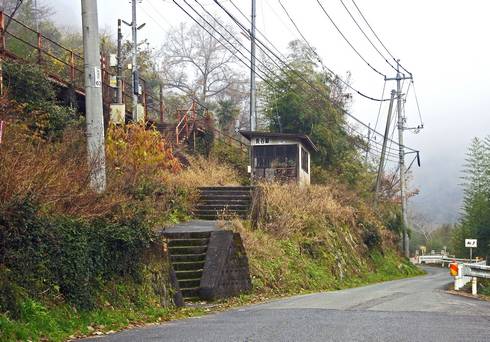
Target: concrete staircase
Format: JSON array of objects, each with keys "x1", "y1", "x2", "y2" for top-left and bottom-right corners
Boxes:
[
  {"x1": 166, "y1": 231, "x2": 211, "y2": 301},
  {"x1": 194, "y1": 186, "x2": 253, "y2": 220}
]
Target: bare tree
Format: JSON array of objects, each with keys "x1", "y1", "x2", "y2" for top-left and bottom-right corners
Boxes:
[{"x1": 159, "y1": 15, "x2": 241, "y2": 104}]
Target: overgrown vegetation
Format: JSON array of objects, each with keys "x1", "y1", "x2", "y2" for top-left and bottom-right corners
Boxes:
[
  {"x1": 0, "y1": 60, "x2": 244, "y2": 340},
  {"x1": 230, "y1": 183, "x2": 421, "y2": 296},
  {"x1": 0, "y1": 13, "x2": 425, "y2": 339}
]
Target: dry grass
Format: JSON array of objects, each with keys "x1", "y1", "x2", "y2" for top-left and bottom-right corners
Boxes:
[
  {"x1": 171, "y1": 155, "x2": 241, "y2": 189},
  {"x1": 253, "y1": 183, "x2": 355, "y2": 237},
  {"x1": 0, "y1": 123, "x2": 124, "y2": 218},
  {"x1": 0, "y1": 113, "x2": 242, "y2": 224}
]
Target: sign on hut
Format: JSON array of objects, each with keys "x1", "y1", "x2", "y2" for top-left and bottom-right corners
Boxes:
[{"x1": 240, "y1": 131, "x2": 318, "y2": 186}]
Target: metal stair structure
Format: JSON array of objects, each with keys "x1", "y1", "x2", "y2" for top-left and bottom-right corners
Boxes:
[{"x1": 194, "y1": 186, "x2": 253, "y2": 220}]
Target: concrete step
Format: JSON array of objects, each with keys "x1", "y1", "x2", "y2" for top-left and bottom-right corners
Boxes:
[
  {"x1": 194, "y1": 213, "x2": 249, "y2": 220},
  {"x1": 163, "y1": 231, "x2": 212, "y2": 239},
  {"x1": 168, "y1": 238, "x2": 209, "y2": 247},
  {"x1": 199, "y1": 195, "x2": 252, "y2": 201},
  {"x1": 181, "y1": 287, "x2": 200, "y2": 298},
  {"x1": 173, "y1": 261, "x2": 206, "y2": 271},
  {"x1": 200, "y1": 191, "x2": 252, "y2": 197},
  {"x1": 198, "y1": 199, "x2": 252, "y2": 204},
  {"x1": 178, "y1": 278, "x2": 201, "y2": 289},
  {"x1": 195, "y1": 204, "x2": 250, "y2": 211},
  {"x1": 170, "y1": 253, "x2": 207, "y2": 263},
  {"x1": 194, "y1": 209, "x2": 250, "y2": 215},
  {"x1": 168, "y1": 245, "x2": 208, "y2": 255},
  {"x1": 175, "y1": 269, "x2": 203, "y2": 280},
  {"x1": 198, "y1": 186, "x2": 253, "y2": 191}
]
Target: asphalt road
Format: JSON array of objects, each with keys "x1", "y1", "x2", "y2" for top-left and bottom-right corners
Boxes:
[{"x1": 84, "y1": 267, "x2": 490, "y2": 341}]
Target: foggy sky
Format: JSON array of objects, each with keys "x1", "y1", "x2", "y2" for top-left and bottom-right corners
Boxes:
[{"x1": 44, "y1": 0, "x2": 490, "y2": 225}]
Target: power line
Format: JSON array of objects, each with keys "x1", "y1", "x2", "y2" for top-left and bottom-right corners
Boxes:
[
  {"x1": 350, "y1": 0, "x2": 411, "y2": 76},
  {"x1": 373, "y1": 80, "x2": 386, "y2": 132},
  {"x1": 171, "y1": 0, "x2": 416, "y2": 156},
  {"x1": 277, "y1": 0, "x2": 390, "y2": 102},
  {"x1": 338, "y1": 0, "x2": 398, "y2": 73},
  {"x1": 411, "y1": 80, "x2": 424, "y2": 127},
  {"x1": 211, "y1": 0, "x2": 417, "y2": 153},
  {"x1": 314, "y1": 0, "x2": 387, "y2": 78}
]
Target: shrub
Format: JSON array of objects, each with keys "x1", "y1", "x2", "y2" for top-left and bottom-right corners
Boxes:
[
  {"x1": 3, "y1": 61, "x2": 55, "y2": 104},
  {"x1": 210, "y1": 140, "x2": 249, "y2": 184},
  {"x1": 0, "y1": 197, "x2": 158, "y2": 314}
]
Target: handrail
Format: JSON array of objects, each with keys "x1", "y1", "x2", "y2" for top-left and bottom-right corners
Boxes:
[
  {"x1": 0, "y1": 11, "x2": 252, "y2": 151},
  {"x1": 0, "y1": 10, "x2": 164, "y2": 121}
]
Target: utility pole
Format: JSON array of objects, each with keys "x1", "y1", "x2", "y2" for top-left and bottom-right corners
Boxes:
[
  {"x1": 131, "y1": 0, "x2": 138, "y2": 121},
  {"x1": 365, "y1": 123, "x2": 371, "y2": 162},
  {"x1": 81, "y1": 0, "x2": 106, "y2": 192},
  {"x1": 385, "y1": 61, "x2": 413, "y2": 258},
  {"x1": 34, "y1": 0, "x2": 39, "y2": 32},
  {"x1": 396, "y1": 61, "x2": 409, "y2": 258},
  {"x1": 121, "y1": 1, "x2": 145, "y2": 121},
  {"x1": 250, "y1": 0, "x2": 256, "y2": 131},
  {"x1": 116, "y1": 18, "x2": 123, "y2": 104},
  {"x1": 375, "y1": 90, "x2": 396, "y2": 198}
]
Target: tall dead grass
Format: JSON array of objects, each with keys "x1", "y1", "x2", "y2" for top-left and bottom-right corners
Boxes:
[
  {"x1": 0, "y1": 123, "x2": 124, "y2": 218},
  {"x1": 171, "y1": 155, "x2": 241, "y2": 189},
  {"x1": 0, "y1": 116, "x2": 242, "y2": 223},
  {"x1": 253, "y1": 183, "x2": 355, "y2": 237}
]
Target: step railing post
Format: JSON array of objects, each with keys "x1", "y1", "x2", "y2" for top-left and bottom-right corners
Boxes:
[
  {"x1": 159, "y1": 83, "x2": 164, "y2": 123},
  {"x1": 142, "y1": 79, "x2": 148, "y2": 122},
  {"x1": 37, "y1": 32, "x2": 42, "y2": 65},
  {"x1": 69, "y1": 50, "x2": 75, "y2": 85}
]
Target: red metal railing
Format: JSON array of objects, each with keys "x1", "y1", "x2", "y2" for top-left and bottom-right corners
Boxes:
[
  {"x1": 0, "y1": 11, "x2": 248, "y2": 152},
  {"x1": 176, "y1": 101, "x2": 197, "y2": 144},
  {"x1": 0, "y1": 11, "x2": 164, "y2": 122}
]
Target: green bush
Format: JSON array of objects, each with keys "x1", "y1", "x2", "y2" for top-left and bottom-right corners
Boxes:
[
  {"x1": 0, "y1": 196, "x2": 158, "y2": 315},
  {"x1": 3, "y1": 61, "x2": 55, "y2": 104},
  {"x1": 211, "y1": 140, "x2": 249, "y2": 184}
]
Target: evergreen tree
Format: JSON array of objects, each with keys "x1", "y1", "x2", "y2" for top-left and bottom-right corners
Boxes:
[{"x1": 453, "y1": 137, "x2": 490, "y2": 257}]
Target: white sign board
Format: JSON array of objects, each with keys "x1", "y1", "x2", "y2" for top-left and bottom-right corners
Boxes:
[
  {"x1": 93, "y1": 67, "x2": 102, "y2": 88},
  {"x1": 465, "y1": 239, "x2": 477, "y2": 248}
]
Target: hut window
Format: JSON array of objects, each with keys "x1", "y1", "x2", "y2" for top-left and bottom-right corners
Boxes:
[
  {"x1": 253, "y1": 144, "x2": 297, "y2": 169},
  {"x1": 301, "y1": 147, "x2": 309, "y2": 174}
]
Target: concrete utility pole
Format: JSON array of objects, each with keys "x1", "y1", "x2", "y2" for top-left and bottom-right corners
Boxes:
[
  {"x1": 116, "y1": 18, "x2": 123, "y2": 104},
  {"x1": 131, "y1": 0, "x2": 138, "y2": 121},
  {"x1": 34, "y1": 0, "x2": 39, "y2": 32},
  {"x1": 375, "y1": 89, "x2": 396, "y2": 198},
  {"x1": 385, "y1": 61, "x2": 413, "y2": 258},
  {"x1": 250, "y1": 0, "x2": 257, "y2": 131},
  {"x1": 365, "y1": 123, "x2": 371, "y2": 162},
  {"x1": 81, "y1": 0, "x2": 106, "y2": 192},
  {"x1": 396, "y1": 61, "x2": 409, "y2": 258}
]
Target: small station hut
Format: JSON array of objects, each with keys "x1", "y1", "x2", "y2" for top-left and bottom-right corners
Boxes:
[{"x1": 239, "y1": 131, "x2": 318, "y2": 186}]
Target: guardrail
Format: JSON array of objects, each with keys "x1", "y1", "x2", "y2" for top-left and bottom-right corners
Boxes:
[
  {"x1": 416, "y1": 255, "x2": 472, "y2": 266},
  {"x1": 415, "y1": 255, "x2": 489, "y2": 295},
  {"x1": 453, "y1": 261, "x2": 489, "y2": 295}
]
